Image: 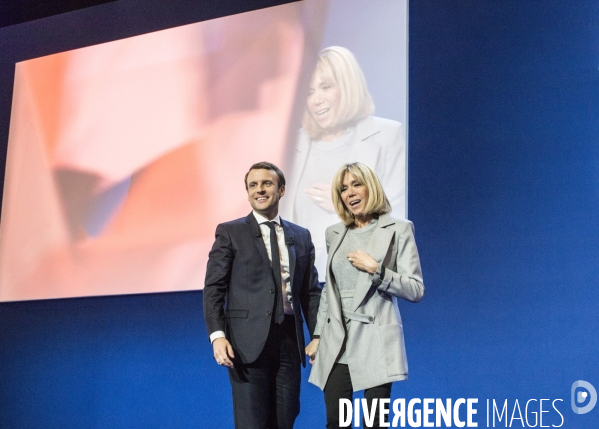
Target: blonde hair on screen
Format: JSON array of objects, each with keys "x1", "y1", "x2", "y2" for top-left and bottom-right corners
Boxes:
[
  {"x1": 303, "y1": 46, "x2": 374, "y2": 140},
  {"x1": 331, "y1": 162, "x2": 391, "y2": 226}
]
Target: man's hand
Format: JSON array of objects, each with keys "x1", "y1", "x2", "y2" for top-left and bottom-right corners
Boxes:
[
  {"x1": 305, "y1": 338, "x2": 320, "y2": 364},
  {"x1": 213, "y1": 337, "x2": 235, "y2": 368}
]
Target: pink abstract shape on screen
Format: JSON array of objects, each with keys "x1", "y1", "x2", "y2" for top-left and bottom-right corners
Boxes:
[{"x1": 0, "y1": 4, "x2": 306, "y2": 301}]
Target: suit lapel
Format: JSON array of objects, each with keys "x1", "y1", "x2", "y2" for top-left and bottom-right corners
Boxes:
[
  {"x1": 245, "y1": 213, "x2": 271, "y2": 270},
  {"x1": 280, "y1": 219, "x2": 296, "y2": 289},
  {"x1": 351, "y1": 215, "x2": 396, "y2": 312}
]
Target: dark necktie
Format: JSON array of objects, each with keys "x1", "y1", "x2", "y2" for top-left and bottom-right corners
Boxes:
[{"x1": 265, "y1": 221, "x2": 284, "y2": 324}]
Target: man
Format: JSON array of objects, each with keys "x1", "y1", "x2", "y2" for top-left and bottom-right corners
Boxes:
[{"x1": 203, "y1": 161, "x2": 321, "y2": 428}]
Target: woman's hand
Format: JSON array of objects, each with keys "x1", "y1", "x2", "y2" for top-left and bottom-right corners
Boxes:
[
  {"x1": 305, "y1": 182, "x2": 334, "y2": 212},
  {"x1": 348, "y1": 250, "x2": 378, "y2": 274},
  {"x1": 305, "y1": 338, "x2": 320, "y2": 364}
]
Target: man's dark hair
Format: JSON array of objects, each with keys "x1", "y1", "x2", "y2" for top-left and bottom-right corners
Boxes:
[{"x1": 244, "y1": 162, "x2": 286, "y2": 190}]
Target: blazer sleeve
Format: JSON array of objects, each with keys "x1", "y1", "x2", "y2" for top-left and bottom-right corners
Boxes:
[
  {"x1": 298, "y1": 229, "x2": 322, "y2": 337},
  {"x1": 203, "y1": 223, "x2": 234, "y2": 337},
  {"x1": 377, "y1": 119, "x2": 406, "y2": 217},
  {"x1": 374, "y1": 220, "x2": 424, "y2": 303}
]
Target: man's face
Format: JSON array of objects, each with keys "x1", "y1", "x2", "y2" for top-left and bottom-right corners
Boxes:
[{"x1": 246, "y1": 168, "x2": 285, "y2": 219}]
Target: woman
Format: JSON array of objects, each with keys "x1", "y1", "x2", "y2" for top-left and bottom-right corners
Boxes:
[
  {"x1": 305, "y1": 162, "x2": 424, "y2": 429},
  {"x1": 280, "y1": 46, "x2": 406, "y2": 282}
]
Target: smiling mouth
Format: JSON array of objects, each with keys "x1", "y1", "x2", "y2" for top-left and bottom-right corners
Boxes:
[
  {"x1": 315, "y1": 108, "x2": 330, "y2": 116},
  {"x1": 349, "y1": 199, "x2": 361, "y2": 207},
  {"x1": 256, "y1": 197, "x2": 269, "y2": 203}
]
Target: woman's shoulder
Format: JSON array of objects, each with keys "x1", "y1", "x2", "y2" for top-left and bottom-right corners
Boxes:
[
  {"x1": 379, "y1": 214, "x2": 414, "y2": 230},
  {"x1": 294, "y1": 127, "x2": 311, "y2": 148},
  {"x1": 325, "y1": 222, "x2": 346, "y2": 236},
  {"x1": 355, "y1": 116, "x2": 403, "y2": 141},
  {"x1": 359, "y1": 115, "x2": 402, "y2": 130}
]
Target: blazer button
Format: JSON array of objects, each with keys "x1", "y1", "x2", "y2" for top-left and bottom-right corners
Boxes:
[
  {"x1": 327, "y1": 318, "x2": 330, "y2": 323},
  {"x1": 270, "y1": 289, "x2": 275, "y2": 294},
  {"x1": 267, "y1": 311, "x2": 272, "y2": 316},
  {"x1": 368, "y1": 316, "x2": 374, "y2": 322}
]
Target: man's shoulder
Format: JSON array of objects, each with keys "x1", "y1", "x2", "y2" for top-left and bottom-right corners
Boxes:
[
  {"x1": 220, "y1": 216, "x2": 247, "y2": 226},
  {"x1": 282, "y1": 219, "x2": 310, "y2": 236},
  {"x1": 216, "y1": 216, "x2": 250, "y2": 232}
]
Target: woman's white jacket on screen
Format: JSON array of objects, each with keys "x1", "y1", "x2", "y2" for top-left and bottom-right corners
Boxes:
[{"x1": 281, "y1": 115, "x2": 407, "y2": 222}]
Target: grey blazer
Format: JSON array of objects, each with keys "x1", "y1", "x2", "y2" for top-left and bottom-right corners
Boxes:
[{"x1": 308, "y1": 214, "x2": 424, "y2": 391}]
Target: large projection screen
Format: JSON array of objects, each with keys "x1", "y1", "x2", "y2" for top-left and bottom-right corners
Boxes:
[{"x1": 0, "y1": 0, "x2": 407, "y2": 301}]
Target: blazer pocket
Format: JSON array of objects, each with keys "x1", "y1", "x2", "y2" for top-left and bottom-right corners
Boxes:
[
  {"x1": 225, "y1": 309, "x2": 248, "y2": 319},
  {"x1": 378, "y1": 323, "x2": 407, "y2": 377}
]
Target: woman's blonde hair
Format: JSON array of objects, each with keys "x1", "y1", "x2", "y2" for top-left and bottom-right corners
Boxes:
[
  {"x1": 331, "y1": 162, "x2": 391, "y2": 226},
  {"x1": 303, "y1": 46, "x2": 374, "y2": 140}
]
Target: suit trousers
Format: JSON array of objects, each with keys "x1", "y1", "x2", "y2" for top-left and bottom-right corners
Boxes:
[
  {"x1": 324, "y1": 363, "x2": 392, "y2": 429},
  {"x1": 228, "y1": 315, "x2": 301, "y2": 429}
]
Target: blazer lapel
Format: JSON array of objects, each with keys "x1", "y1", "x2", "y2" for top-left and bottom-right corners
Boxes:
[
  {"x1": 350, "y1": 215, "x2": 396, "y2": 312},
  {"x1": 350, "y1": 116, "x2": 382, "y2": 169},
  {"x1": 280, "y1": 133, "x2": 311, "y2": 219},
  {"x1": 245, "y1": 213, "x2": 271, "y2": 270},
  {"x1": 289, "y1": 132, "x2": 311, "y2": 192},
  {"x1": 325, "y1": 224, "x2": 347, "y2": 324}
]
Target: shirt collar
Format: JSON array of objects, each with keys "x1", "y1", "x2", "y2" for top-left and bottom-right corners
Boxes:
[{"x1": 252, "y1": 211, "x2": 281, "y2": 226}]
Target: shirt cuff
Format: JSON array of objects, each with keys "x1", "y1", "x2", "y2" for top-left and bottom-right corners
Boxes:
[{"x1": 209, "y1": 331, "x2": 226, "y2": 344}]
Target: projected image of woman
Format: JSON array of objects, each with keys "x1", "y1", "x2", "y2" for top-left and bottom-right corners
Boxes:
[
  {"x1": 305, "y1": 163, "x2": 424, "y2": 429},
  {"x1": 281, "y1": 46, "x2": 406, "y2": 281}
]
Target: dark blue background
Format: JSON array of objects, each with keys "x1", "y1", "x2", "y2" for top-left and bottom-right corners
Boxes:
[{"x1": 1, "y1": 1, "x2": 598, "y2": 427}]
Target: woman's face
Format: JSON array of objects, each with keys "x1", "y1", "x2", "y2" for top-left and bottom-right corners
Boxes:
[
  {"x1": 306, "y1": 72, "x2": 342, "y2": 134},
  {"x1": 340, "y1": 172, "x2": 369, "y2": 218}
]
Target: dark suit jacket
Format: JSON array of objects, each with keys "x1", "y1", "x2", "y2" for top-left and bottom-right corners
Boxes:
[{"x1": 203, "y1": 213, "x2": 321, "y2": 366}]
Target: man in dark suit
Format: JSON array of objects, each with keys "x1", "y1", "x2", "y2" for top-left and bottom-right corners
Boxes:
[{"x1": 203, "y1": 161, "x2": 321, "y2": 429}]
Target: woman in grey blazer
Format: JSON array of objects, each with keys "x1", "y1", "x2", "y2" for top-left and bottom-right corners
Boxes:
[{"x1": 305, "y1": 162, "x2": 424, "y2": 429}]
